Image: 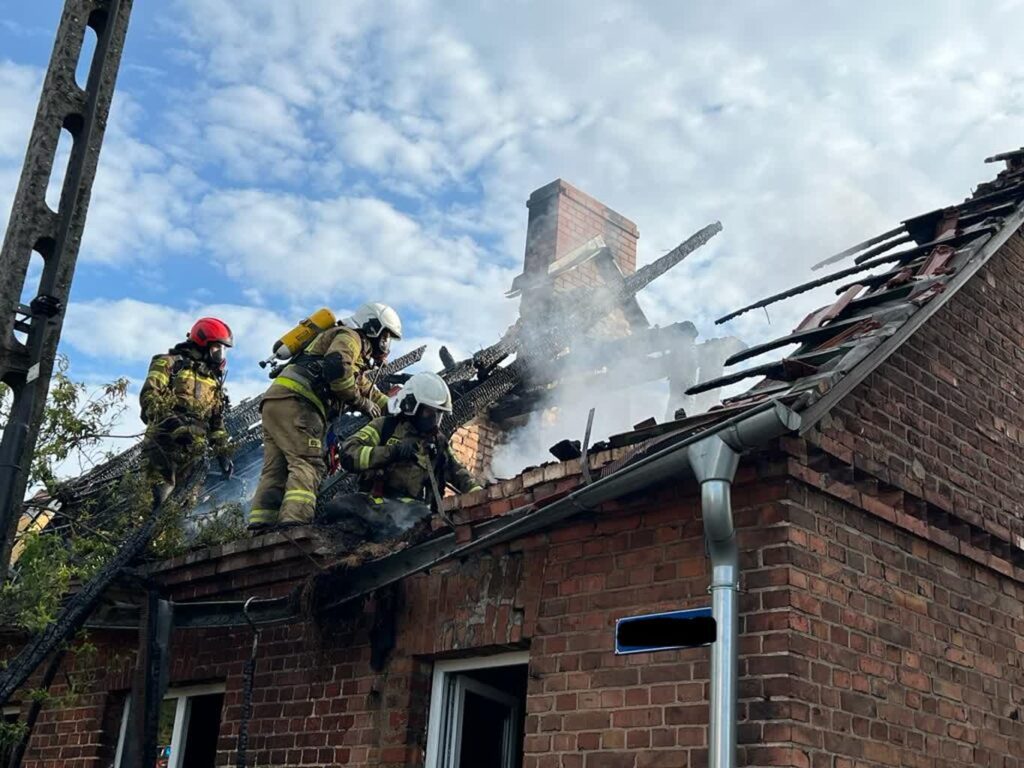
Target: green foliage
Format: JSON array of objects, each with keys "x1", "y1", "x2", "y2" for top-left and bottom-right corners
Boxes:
[
  {"x1": 0, "y1": 717, "x2": 27, "y2": 754},
  {"x1": 2, "y1": 356, "x2": 248, "y2": 631},
  {"x1": 0, "y1": 355, "x2": 130, "y2": 494},
  {"x1": 191, "y1": 502, "x2": 248, "y2": 549},
  {"x1": 0, "y1": 356, "x2": 249, "y2": 739},
  {"x1": 150, "y1": 500, "x2": 248, "y2": 559}
]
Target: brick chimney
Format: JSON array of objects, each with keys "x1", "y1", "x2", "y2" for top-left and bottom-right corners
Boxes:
[
  {"x1": 522, "y1": 179, "x2": 639, "y2": 279},
  {"x1": 513, "y1": 179, "x2": 641, "y2": 338},
  {"x1": 451, "y1": 181, "x2": 641, "y2": 480}
]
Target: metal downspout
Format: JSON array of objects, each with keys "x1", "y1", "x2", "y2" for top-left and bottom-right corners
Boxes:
[
  {"x1": 688, "y1": 435, "x2": 740, "y2": 768},
  {"x1": 687, "y1": 403, "x2": 800, "y2": 768}
]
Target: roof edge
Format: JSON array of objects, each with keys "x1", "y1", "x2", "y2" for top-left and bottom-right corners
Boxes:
[{"x1": 797, "y1": 202, "x2": 1024, "y2": 433}]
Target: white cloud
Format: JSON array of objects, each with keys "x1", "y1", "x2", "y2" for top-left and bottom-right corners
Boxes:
[
  {"x1": 62, "y1": 297, "x2": 289, "y2": 381},
  {"x1": 0, "y1": 60, "x2": 42, "y2": 238},
  {"x1": 6, "y1": 0, "x2": 1024, "y2": 452},
  {"x1": 194, "y1": 188, "x2": 520, "y2": 347},
  {"x1": 161, "y1": 0, "x2": 1024, "y2": 360},
  {"x1": 78, "y1": 94, "x2": 201, "y2": 265},
  {"x1": 0, "y1": 60, "x2": 199, "y2": 267}
]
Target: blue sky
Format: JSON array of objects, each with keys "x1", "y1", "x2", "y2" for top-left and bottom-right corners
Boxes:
[{"x1": 2, "y1": 0, "x2": 1024, "y2": 472}]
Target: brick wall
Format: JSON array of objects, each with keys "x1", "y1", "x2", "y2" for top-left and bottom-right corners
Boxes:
[
  {"x1": 16, "y1": 448, "x2": 1024, "y2": 767},
  {"x1": 16, "y1": 459, "x2": 795, "y2": 768},
  {"x1": 5, "y1": 631, "x2": 135, "y2": 768},
  {"x1": 449, "y1": 416, "x2": 504, "y2": 480},
  {"x1": 808, "y1": 231, "x2": 1024, "y2": 550},
  {"x1": 524, "y1": 179, "x2": 638, "y2": 281},
  {"x1": 780, "y1": 483, "x2": 1024, "y2": 768}
]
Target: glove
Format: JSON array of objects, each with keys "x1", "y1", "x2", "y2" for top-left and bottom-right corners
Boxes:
[
  {"x1": 388, "y1": 439, "x2": 419, "y2": 462},
  {"x1": 218, "y1": 455, "x2": 235, "y2": 478},
  {"x1": 353, "y1": 397, "x2": 381, "y2": 419}
]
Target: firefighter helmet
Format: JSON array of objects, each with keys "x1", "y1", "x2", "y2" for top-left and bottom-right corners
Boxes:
[
  {"x1": 349, "y1": 302, "x2": 402, "y2": 340},
  {"x1": 188, "y1": 317, "x2": 234, "y2": 348},
  {"x1": 390, "y1": 371, "x2": 453, "y2": 416}
]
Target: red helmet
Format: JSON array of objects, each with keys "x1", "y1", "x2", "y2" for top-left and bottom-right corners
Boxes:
[{"x1": 188, "y1": 317, "x2": 234, "y2": 348}]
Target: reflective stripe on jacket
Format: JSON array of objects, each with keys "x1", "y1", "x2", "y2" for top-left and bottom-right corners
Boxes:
[
  {"x1": 264, "y1": 325, "x2": 388, "y2": 415},
  {"x1": 339, "y1": 416, "x2": 480, "y2": 500},
  {"x1": 140, "y1": 347, "x2": 227, "y2": 443}
]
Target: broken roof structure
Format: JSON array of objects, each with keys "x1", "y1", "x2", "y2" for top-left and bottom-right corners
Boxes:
[
  {"x1": 238, "y1": 138, "x2": 1024, "y2": 613},
  {"x1": 6, "y1": 155, "x2": 1024, "y2": 768},
  {"x1": 13, "y1": 178, "x2": 734, "y2": 551}
]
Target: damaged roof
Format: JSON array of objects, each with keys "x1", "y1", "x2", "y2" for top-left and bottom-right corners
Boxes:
[
  {"x1": 677, "y1": 149, "x2": 1024, "y2": 436},
  {"x1": 306, "y1": 149, "x2": 1024, "y2": 609},
  {"x1": 27, "y1": 153, "x2": 1024, "y2": 600},
  {"x1": 78, "y1": 151, "x2": 1024, "y2": 627}
]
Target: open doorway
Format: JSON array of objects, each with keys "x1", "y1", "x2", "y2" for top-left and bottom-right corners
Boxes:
[{"x1": 425, "y1": 651, "x2": 529, "y2": 768}]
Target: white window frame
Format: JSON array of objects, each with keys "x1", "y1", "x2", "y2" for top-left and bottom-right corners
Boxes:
[
  {"x1": 113, "y1": 683, "x2": 225, "y2": 768},
  {"x1": 424, "y1": 651, "x2": 529, "y2": 768}
]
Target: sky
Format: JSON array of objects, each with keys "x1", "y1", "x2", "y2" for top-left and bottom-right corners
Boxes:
[{"x1": 2, "y1": 0, "x2": 1023, "y2": 474}]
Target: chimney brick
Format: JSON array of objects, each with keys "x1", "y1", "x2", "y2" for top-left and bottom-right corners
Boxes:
[{"x1": 524, "y1": 179, "x2": 639, "y2": 280}]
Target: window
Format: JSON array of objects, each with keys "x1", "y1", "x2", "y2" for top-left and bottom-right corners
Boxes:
[
  {"x1": 113, "y1": 684, "x2": 225, "y2": 768},
  {"x1": 425, "y1": 651, "x2": 529, "y2": 768}
]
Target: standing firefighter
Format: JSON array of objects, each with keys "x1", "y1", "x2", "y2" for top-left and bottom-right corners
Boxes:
[
  {"x1": 249, "y1": 303, "x2": 402, "y2": 531},
  {"x1": 339, "y1": 372, "x2": 482, "y2": 508},
  {"x1": 140, "y1": 318, "x2": 234, "y2": 507}
]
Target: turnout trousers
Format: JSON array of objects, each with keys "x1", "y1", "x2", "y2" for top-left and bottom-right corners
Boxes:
[
  {"x1": 141, "y1": 431, "x2": 203, "y2": 507},
  {"x1": 250, "y1": 395, "x2": 326, "y2": 525}
]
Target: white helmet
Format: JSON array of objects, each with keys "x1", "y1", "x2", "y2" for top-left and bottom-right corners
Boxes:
[
  {"x1": 349, "y1": 302, "x2": 402, "y2": 340},
  {"x1": 389, "y1": 371, "x2": 453, "y2": 416}
]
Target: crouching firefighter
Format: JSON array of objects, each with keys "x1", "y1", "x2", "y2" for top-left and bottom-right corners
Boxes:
[
  {"x1": 338, "y1": 372, "x2": 482, "y2": 513},
  {"x1": 140, "y1": 317, "x2": 234, "y2": 507},
  {"x1": 249, "y1": 302, "x2": 402, "y2": 531}
]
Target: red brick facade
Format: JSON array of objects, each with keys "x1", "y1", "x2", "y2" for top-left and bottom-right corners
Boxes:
[
  {"x1": 519, "y1": 180, "x2": 640, "y2": 340},
  {"x1": 449, "y1": 416, "x2": 504, "y2": 480},
  {"x1": 809, "y1": 231, "x2": 1024, "y2": 554},
  {"x1": 523, "y1": 179, "x2": 638, "y2": 281},
  {"x1": 10, "y1": 436, "x2": 1024, "y2": 767}
]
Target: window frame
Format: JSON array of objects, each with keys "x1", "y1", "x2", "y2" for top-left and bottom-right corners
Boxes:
[
  {"x1": 112, "y1": 682, "x2": 225, "y2": 768},
  {"x1": 424, "y1": 651, "x2": 529, "y2": 768}
]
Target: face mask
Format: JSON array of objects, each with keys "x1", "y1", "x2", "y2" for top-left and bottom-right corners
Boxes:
[
  {"x1": 208, "y1": 344, "x2": 225, "y2": 366},
  {"x1": 373, "y1": 332, "x2": 392, "y2": 359},
  {"x1": 412, "y1": 407, "x2": 442, "y2": 434}
]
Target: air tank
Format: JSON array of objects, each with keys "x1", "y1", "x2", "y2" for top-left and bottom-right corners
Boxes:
[{"x1": 261, "y1": 308, "x2": 336, "y2": 368}]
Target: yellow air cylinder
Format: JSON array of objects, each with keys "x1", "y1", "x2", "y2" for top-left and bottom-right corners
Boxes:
[{"x1": 272, "y1": 307, "x2": 337, "y2": 360}]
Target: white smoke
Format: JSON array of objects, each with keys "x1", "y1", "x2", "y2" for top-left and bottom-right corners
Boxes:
[{"x1": 489, "y1": 329, "x2": 745, "y2": 478}]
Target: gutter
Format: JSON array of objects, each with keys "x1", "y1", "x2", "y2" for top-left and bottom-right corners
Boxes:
[{"x1": 327, "y1": 398, "x2": 796, "y2": 768}]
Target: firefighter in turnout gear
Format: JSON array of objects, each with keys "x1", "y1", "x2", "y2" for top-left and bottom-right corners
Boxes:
[
  {"x1": 139, "y1": 317, "x2": 234, "y2": 506},
  {"x1": 339, "y1": 372, "x2": 482, "y2": 507},
  {"x1": 249, "y1": 303, "x2": 402, "y2": 531}
]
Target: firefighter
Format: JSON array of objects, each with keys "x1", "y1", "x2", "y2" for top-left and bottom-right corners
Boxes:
[
  {"x1": 249, "y1": 302, "x2": 402, "y2": 531},
  {"x1": 140, "y1": 317, "x2": 234, "y2": 507},
  {"x1": 339, "y1": 372, "x2": 482, "y2": 507}
]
